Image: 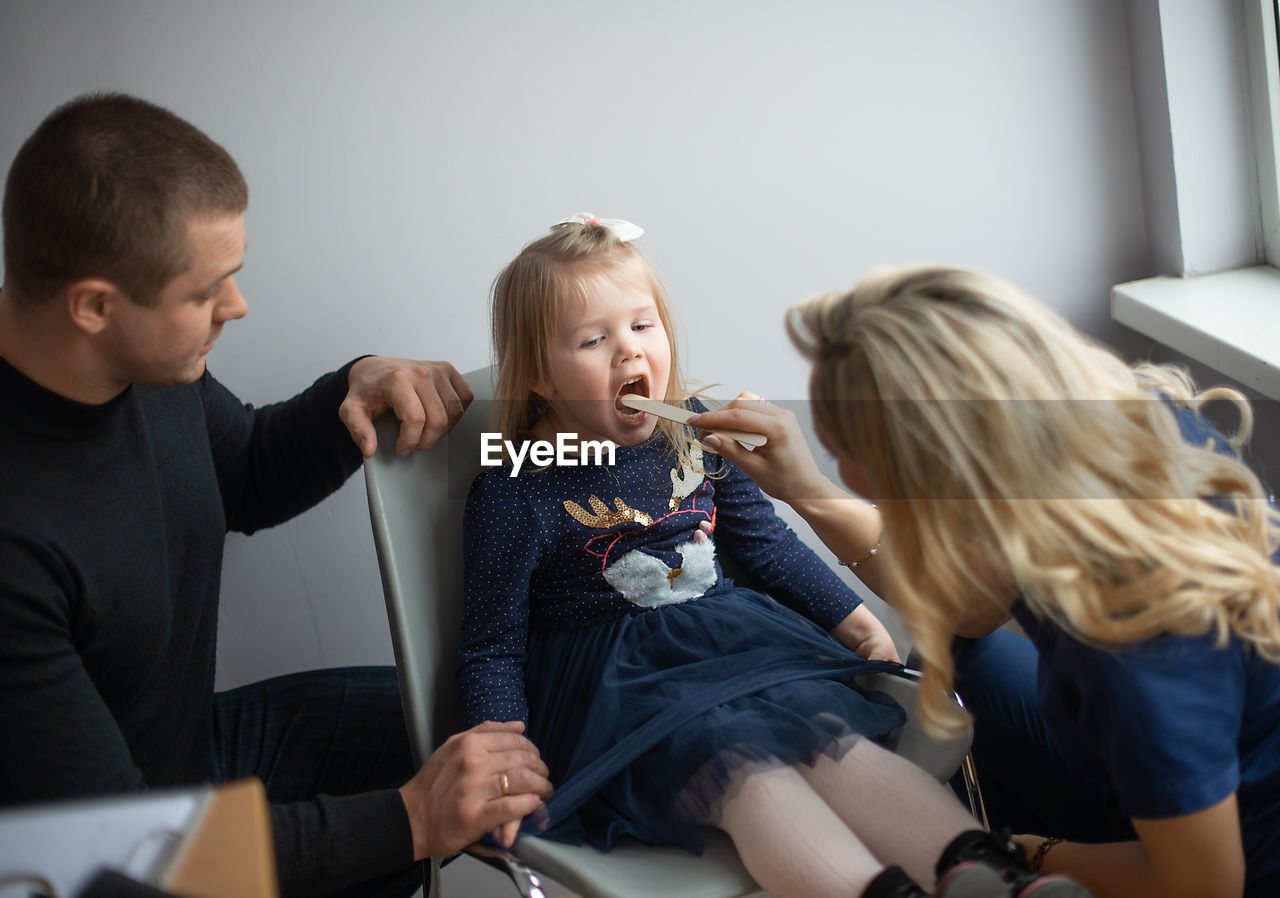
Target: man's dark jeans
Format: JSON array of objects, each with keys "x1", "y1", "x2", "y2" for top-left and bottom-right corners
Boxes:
[{"x1": 210, "y1": 666, "x2": 425, "y2": 898}]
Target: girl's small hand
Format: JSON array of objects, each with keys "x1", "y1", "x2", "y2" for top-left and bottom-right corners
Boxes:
[
  {"x1": 493, "y1": 791, "x2": 552, "y2": 847},
  {"x1": 496, "y1": 819, "x2": 521, "y2": 848},
  {"x1": 851, "y1": 631, "x2": 901, "y2": 663},
  {"x1": 832, "y1": 605, "x2": 902, "y2": 664}
]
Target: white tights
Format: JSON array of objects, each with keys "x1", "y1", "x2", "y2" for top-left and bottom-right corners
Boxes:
[{"x1": 707, "y1": 738, "x2": 978, "y2": 897}]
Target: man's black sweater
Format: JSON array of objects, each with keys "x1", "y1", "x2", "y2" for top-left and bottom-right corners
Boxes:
[{"x1": 0, "y1": 356, "x2": 413, "y2": 894}]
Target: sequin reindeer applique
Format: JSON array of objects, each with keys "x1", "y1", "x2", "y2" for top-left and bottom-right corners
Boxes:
[{"x1": 563, "y1": 447, "x2": 717, "y2": 607}]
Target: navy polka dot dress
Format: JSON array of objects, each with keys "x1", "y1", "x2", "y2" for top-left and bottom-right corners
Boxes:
[{"x1": 458, "y1": 418, "x2": 905, "y2": 852}]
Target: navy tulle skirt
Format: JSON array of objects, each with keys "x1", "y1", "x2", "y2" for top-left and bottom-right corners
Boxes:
[{"x1": 523, "y1": 584, "x2": 906, "y2": 851}]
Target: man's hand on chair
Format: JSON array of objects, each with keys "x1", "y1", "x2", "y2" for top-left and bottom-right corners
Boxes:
[
  {"x1": 341, "y1": 356, "x2": 474, "y2": 458},
  {"x1": 399, "y1": 720, "x2": 553, "y2": 859}
]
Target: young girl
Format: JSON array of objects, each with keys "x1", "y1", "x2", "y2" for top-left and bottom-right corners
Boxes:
[
  {"x1": 457, "y1": 216, "x2": 1092, "y2": 898},
  {"x1": 772, "y1": 264, "x2": 1280, "y2": 898}
]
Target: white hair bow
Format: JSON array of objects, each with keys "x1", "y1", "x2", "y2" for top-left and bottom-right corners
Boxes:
[{"x1": 550, "y1": 212, "x2": 644, "y2": 242}]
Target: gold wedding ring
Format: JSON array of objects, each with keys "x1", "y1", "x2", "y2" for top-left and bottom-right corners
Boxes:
[{"x1": 499, "y1": 771, "x2": 511, "y2": 796}]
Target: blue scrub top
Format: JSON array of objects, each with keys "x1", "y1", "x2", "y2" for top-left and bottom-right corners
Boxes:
[{"x1": 1011, "y1": 404, "x2": 1280, "y2": 893}]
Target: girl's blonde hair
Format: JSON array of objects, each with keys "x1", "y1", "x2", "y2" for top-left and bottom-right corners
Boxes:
[
  {"x1": 490, "y1": 220, "x2": 701, "y2": 469},
  {"x1": 788, "y1": 265, "x2": 1280, "y2": 736}
]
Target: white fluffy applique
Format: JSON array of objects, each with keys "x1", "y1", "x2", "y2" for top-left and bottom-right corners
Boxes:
[{"x1": 604, "y1": 538, "x2": 718, "y2": 607}]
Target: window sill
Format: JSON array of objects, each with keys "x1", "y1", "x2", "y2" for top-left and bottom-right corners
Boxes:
[{"x1": 1112, "y1": 265, "x2": 1280, "y2": 400}]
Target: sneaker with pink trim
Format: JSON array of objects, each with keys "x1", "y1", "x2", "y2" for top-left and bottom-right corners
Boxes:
[{"x1": 935, "y1": 831, "x2": 1094, "y2": 898}]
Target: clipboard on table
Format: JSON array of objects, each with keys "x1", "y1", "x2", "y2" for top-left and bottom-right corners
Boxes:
[{"x1": 0, "y1": 779, "x2": 277, "y2": 898}]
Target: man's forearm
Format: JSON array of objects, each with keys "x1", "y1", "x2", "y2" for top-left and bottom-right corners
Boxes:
[{"x1": 270, "y1": 791, "x2": 414, "y2": 898}]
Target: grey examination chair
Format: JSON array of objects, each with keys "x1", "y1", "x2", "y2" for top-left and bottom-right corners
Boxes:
[{"x1": 363, "y1": 367, "x2": 985, "y2": 898}]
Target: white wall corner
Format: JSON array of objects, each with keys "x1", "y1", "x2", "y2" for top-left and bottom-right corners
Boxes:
[
  {"x1": 1244, "y1": 0, "x2": 1280, "y2": 266},
  {"x1": 1124, "y1": 0, "x2": 1183, "y2": 275},
  {"x1": 1123, "y1": 0, "x2": 1264, "y2": 278}
]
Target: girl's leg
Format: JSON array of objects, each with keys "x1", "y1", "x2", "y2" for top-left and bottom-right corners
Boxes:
[
  {"x1": 797, "y1": 737, "x2": 978, "y2": 887},
  {"x1": 712, "y1": 765, "x2": 884, "y2": 898}
]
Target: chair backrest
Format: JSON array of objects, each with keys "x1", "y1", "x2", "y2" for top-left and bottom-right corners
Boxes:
[{"x1": 364, "y1": 366, "x2": 496, "y2": 763}]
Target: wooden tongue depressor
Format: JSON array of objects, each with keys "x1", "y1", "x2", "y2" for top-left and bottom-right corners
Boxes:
[{"x1": 619, "y1": 394, "x2": 767, "y2": 448}]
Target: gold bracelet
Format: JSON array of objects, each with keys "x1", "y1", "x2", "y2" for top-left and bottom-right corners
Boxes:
[
  {"x1": 838, "y1": 535, "x2": 882, "y2": 569},
  {"x1": 1029, "y1": 836, "x2": 1065, "y2": 873}
]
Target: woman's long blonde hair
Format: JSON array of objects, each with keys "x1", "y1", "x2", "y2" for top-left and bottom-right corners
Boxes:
[
  {"x1": 789, "y1": 265, "x2": 1280, "y2": 736},
  {"x1": 490, "y1": 220, "x2": 701, "y2": 469}
]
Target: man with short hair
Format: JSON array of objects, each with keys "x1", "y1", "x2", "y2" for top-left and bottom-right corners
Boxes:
[{"x1": 0, "y1": 93, "x2": 550, "y2": 897}]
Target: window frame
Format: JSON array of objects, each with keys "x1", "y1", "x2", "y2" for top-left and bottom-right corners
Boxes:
[
  {"x1": 1247, "y1": 0, "x2": 1280, "y2": 267},
  {"x1": 1112, "y1": 0, "x2": 1280, "y2": 400}
]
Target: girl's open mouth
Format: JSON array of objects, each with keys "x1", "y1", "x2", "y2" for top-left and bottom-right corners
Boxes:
[{"x1": 615, "y1": 375, "x2": 649, "y2": 421}]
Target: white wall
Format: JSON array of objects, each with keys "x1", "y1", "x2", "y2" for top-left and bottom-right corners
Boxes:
[{"x1": 0, "y1": 0, "x2": 1151, "y2": 721}]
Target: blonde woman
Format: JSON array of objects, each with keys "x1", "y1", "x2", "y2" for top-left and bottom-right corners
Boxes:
[{"x1": 690, "y1": 265, "x2": 1280, "y2": 898}]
